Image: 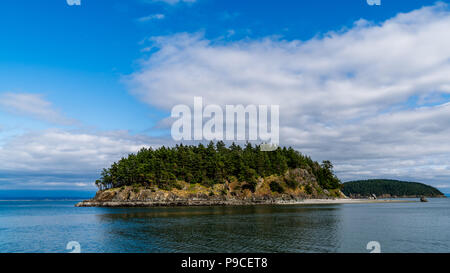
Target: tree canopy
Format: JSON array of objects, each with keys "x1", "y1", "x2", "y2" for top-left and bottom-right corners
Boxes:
[{"x1": 95, "y1": 142, "x2": 341, "y2": 191}]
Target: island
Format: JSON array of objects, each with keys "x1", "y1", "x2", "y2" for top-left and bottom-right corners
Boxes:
[
  {"x1": 342, "y1": 179, "x2": 446, "y2": 199},
  {"x1": 77, "y1": 142, "x2": 349, "y2": 207}
]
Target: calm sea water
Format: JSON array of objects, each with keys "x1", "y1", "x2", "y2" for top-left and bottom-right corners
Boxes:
[{"x1": 1, "y1": 199, "x2": 449, "y2": 253}]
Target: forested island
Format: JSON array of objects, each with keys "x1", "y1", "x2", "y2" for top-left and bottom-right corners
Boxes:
[
  {"x1": 77, "y1": 142, "x2": 347, "y2": 207},
  {"x1": 342, "y1": 179, "x2": 445, "y2": 198}
]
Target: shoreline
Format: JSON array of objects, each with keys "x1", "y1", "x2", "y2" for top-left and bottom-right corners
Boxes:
[
  {"x1": 291, "y1": 198, "x2": 416, "y2": 204},
  {"x1": 75, "y1": 198, "x2": 416, "y2": 207}
]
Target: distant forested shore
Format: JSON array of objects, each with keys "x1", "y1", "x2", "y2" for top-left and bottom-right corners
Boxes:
[{"x1": 342, "y1": 179, "x2": 445, "y2": 198}]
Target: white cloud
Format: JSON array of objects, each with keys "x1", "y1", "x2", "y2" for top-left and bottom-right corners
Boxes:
[
  {"x1": 137, "y1": 14, "x2": 165, "y2": 23},
  {"x1": 0, "y1": 92, "x2": 170, "y2": 189},
  {"x1": 127, "y1": 3, "x2": 450, "y2": 187},
  {"x1": 0, "y1": 129, "x2": 161, "y2": 174},
  {"x1": 0, "y1": 93, "x2": 76, "y2": 125}
]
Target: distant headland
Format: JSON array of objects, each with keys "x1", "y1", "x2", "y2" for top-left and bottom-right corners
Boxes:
[{"x1": 342, "y1": 179, "x2": 446, "y2": 199}]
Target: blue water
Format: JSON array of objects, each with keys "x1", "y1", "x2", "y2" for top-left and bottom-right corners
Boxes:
[{"x1": 1, "y1": 199, "x2": 450, "y2": 253}]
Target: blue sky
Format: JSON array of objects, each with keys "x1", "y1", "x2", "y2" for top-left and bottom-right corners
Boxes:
[
  {"x1": 0, "y1": 0, "x2": 441, "y2": 132},
  {"x1": 1, "y1": 0, "x2": 450, "y2": 195}
]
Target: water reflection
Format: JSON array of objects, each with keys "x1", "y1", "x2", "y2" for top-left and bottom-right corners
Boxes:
[
  {"x1": 95, "y1": 205, "x2": 343, "y2": 253},
  {"x1": 4, "y1": 200, "x2": 449, "y2": 253}
]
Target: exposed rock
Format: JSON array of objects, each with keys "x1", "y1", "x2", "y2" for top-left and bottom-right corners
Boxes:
[
  {"x1": 75, "y1": 190, "x2": 345, "y2": 207},
  {"x1": 76, "y1": 168, "x2": 348, "y2": 208}
]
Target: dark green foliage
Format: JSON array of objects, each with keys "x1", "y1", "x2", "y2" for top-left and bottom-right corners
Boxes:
[
  {"x1": 270, "y1": 181, "x2": 284, "y2": 193},
  {"x1": 305, "y1": 184, "x2": 313, "y2": 195},
  {"x1": 342, "y1": 179, "x2": 444, "y2": 197},
  {"x1": 242, "y1": 180, "x2": 257, "y2": 192},
  {"x1": 314, "y1": 160, "x2": 342, "y2": 190},
  {"x1": 284, "y1": 172, "x2": 299, "y2": 189},
  {"x1": 132, "y1": 183, "x2": 141, "y2": 193},
  {"x1": 96, "y1": 141, "x2": 341, "y2": 191}
]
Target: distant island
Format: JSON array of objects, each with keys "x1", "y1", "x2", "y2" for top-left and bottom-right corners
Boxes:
[
  {"x1": 77, "y1": 142, "x2": 347, "y2": 207},
  {"x1": 342, "y1": 179, "x2": 446, "y2": 198}
]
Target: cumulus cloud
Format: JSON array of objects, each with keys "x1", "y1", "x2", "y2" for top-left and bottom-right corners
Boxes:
[
  {"x1": 0, "y1": 92, "x2": 171, "y2": 189},
  {"x1": 0, "y1": 129, "x2": 167, "y2": 189},
  {"x1": 127, "y1": 3, "x2": 450, "y2": 188},
  {"x1": 0, "y1": 93, "x2": 76, "y2": 125},
  {"x1": 0, "y1": 129, "x2": 159, "y2": 173}
]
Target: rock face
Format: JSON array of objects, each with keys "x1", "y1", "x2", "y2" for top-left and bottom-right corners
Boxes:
[
  {"x1": 76, "y1": 169, "x2": 348, "y2": 207},
  {"x1": 75, "y1": 190, "x2": 346, "y2": 207},
  {"x1": 76, "y1": 195, "x2": 313, "y2": 207}
]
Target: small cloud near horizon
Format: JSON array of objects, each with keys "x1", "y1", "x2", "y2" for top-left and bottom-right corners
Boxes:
[{"x1": 137, "y1": 14, "x2": 165, "y2": 23}]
